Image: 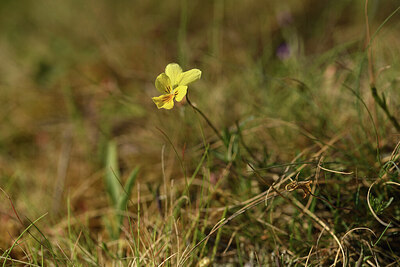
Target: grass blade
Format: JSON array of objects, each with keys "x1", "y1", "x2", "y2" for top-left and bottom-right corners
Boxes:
[{"x1": 105, "y1": 140, "x2": 121, "y2": 207}]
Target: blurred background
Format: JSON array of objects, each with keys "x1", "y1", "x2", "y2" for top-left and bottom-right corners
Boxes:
[{"x1": 1, "y1": 0, "x2": 399, "y2": 264}]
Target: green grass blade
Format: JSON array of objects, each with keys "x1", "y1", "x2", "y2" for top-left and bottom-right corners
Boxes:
[
  {"x1": 211, "y1": 207, "x2": 227, "y2": 263},
  {"x1": 118, "y1": 167, "x2": 139, "y2": 212},
  {"x1": 2, "y1": 213, "x2": 48, "y2": 267},
  {"x1": 105, "y1": 140, "x2": 121, "y2": 207},
  {"x1": 116, "y1": 167, "x2": 140, "y2": 233}
]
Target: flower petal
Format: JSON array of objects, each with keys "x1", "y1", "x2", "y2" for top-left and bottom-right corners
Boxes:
[
  {"x1": 152, "y1": 94, "x2": 175, "y2": 109},
  {"x1": 155, "y1": 73, "x2": 172, "y2": 93},
  {"x1": 178, "y1": 69, "x2": 201, "y2": 86},
  {"x1": 165, "y1": 63, "x2": 182, "y2": 86},
  {"x1": 174, "y1": 85, "x2": 188, "y2": 102}
]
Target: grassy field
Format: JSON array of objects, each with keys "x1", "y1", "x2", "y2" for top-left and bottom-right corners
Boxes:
[{"x1": 1, "y1": 0, "x2": 400, "y2": 266}]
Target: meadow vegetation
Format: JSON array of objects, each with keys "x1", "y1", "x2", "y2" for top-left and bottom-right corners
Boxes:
[{"x1": 0, "y1": 0, "x2": 400, "y2": 266}]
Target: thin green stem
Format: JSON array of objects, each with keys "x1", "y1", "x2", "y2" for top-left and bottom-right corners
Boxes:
[
  {"x1": 371, "y1": 86, "x2": 400, "y2": 132},
  {"x1": 185, "y1": 92, "x2": 224, "y2": 142},
  {"x1": 344, "y1": 84, "x2": 381, "y2": 164},
  {"x1": 365, "y1": 0, "x2": 400, "y2": 132}
]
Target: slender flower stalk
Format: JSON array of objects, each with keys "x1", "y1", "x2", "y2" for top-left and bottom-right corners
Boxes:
[{"x1": 185, "y1": 92, "x2": 223, "y2": 142}]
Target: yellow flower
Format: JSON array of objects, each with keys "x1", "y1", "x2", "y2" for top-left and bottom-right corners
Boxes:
[{"x1": 152, "y1": 63, "x2": 201, "y2": 109}]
